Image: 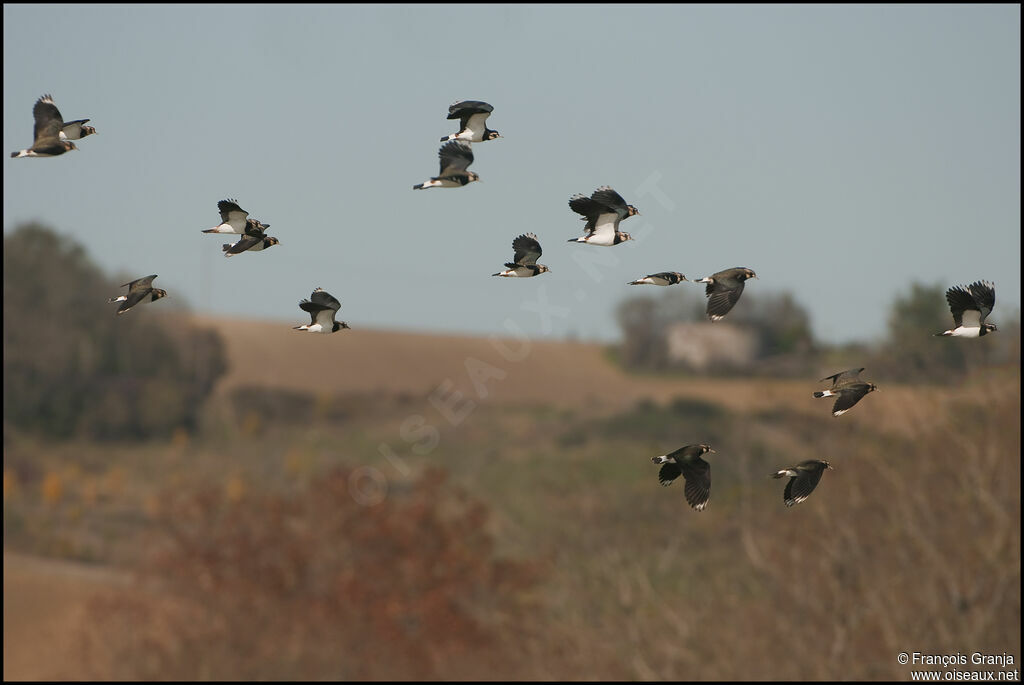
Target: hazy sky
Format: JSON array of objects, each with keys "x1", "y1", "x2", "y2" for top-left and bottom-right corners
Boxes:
[{"x1": 4, "y1": 4, "x2": 1020, "y2": 345}]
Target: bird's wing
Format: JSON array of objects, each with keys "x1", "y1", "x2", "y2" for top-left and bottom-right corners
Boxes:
[
  {"x1": 125, "y1": 274, "x2": 158, "y2": 291},
  {"x1": 705, "y1": 280, "x2": 746, "y2": 321},
  {"x1": 438, "y1": 140, "x2": 473, "y2": 177},
  {"x1": 820, "y1": 368, "x2": 865, "y2": 387},
  {"x1": 447, "y1": 100, "x2": 492, "y2": 119},
  {"x1": 784, "y1": 463, "x2": 826, "y2": 506},
  {"x1": 460, "y1": 111, "x2": 492, "y2": 137},
  {"x1": 217, "y1": 199, "x2": 249, "y2": 232},
  {"x1": 568, "y1": 194, "x2": 601, "y2": 220},
  {"x1": 590, "y1": 186, "x2": 629, "y2": 216},
  {"x1": 657, "y1": 462, "x2": 683, "y2": 487},
  {"x1": 945, "y1": 285, "x2": 979, "y2": 328},
  {"x1": 832, "y1": 385, "x2": 871, "y2": 415},
  {"x1": 679, "y1": 457, "x2": 711, "y2": 511},
  {"x1": 225, "y1": 234, "x2": 261, "y2": 254},
  {"x1": 32, "y1": 95, "x2": 64, "y2": 143},
  {"x1": 309, "y1": 288, "x2": 341, "y2": 313},
  {"x1": 967, "y1": 281, "x2": 995, "y2": 323},
  {"x1": 512, "y1": 233, "x2": 542, "y2": 266}
]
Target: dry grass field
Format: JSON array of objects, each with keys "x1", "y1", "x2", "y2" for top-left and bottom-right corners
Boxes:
[{"x1": 4, "y1": 316, "x2": 1021, "y2": 680}]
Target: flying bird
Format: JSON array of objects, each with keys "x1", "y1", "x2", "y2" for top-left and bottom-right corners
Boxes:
[
  {"x1": 935, "y1": 281, "x2": 997, "y2": 338},
  {"x1": 650, "y1": 444, "x2": 716, "y2": 511},
  {"x1": 222, "y1": 223, "x2": 280, "y2": 257},
  {"x1": 492, "y1": 233, "x2": 550, "y2": 278},
  {"x1": 10, "y1": 94, "x2": 83, "y2": 158},
  {"x1": 107, "y1": 275, "x2": 167, "y2": 315},
  {"x1": 203, "y1": 199, "x2": 270, "y2": 235},
  {"x1": 441, "y1": 100, "x2": 501, "y2": 143},
  {"x1": 694, "y1": 267, "x2": 757, "y2": 321},
  {"x1": 413, "y1": 139, "x2": 479, "y2": 189},
  {"x1": 813, "y1": 368, "x2": 877, "y2": 417},
  {"x1": 628, "y1": 272, "x2": 687, "y2": 286},
  {"x1": 771, "y1": 460, "x2": 833, "y2": 507},
  {"x1": 293, "y1": 288, "x2": 350, "y2": 333},
  {"x1": 567, "y1": 186, "x2": 638, "y2": 246}
]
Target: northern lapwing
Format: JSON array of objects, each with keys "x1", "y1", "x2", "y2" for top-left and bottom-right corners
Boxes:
[
  {"x1": 628, "y1": 272, "x2": 687, "y2": 286},
  {"x1": 10, "y1": 94, "x2": 82, "y2": 158},
  {"x1": 108, "y1": 275, "x2": 167, "y2": 315},
  {"x1": 813, "y1": 368, "x2": 877, "y2": 417},
  {"x1": 695, "y1": 267, "x2": 757, "y2": 321},
  {"x1": 567, "y1": 186, "x2": 638, "y2": 246},
  {"x1": 441, "y1": 100, "x2": 501, "y2": 143},
  {"x1": 294, "y1": 288, "x2": 350, "y2": 333},
  {"x1": 203, "y1": 199, "x2": 270, "y2": 235},
  {"x1": 651, "y1": 444, "x2": 716, "y2": 511},
  {"x1": 222, "y1": 223, "x2": 280, "y2": 257},
  {"x1": 413, "y1": 139, "x2": 479, "y2": 189},
  {"x1": 771, "y1": 460, "x2": 832, "y2": 507},
  {"x1": 492, "y1": 233, "x2": 550, "y2": 278},
  {"x1": 936, "y1": 281, "x2": 997, "y2": 338}
]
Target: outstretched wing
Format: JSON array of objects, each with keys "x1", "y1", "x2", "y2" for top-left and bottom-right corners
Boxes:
[
  {"x1": 705, "y1": 280, "x2": 746, "y2": 321},
  {"x1": 679, "y1": 457, "x2": 711, "y2": 511},
  {"x1": 831, "y1": 384, "x2": 872, "y2": 416},
  {"x1": 784, "y1": 462, "x2": 826, "y2": 506},
  {"x1": 309, "y1": 288, "x2": 341, "y2": 313},
  {"x1": 217, "y1": 199, "x2": 250, "y2": 232},
  {"x1": 819, "y1": 368, "x2": 864, "y2": 388},
  {"x1": 511, "y1": 233, "x2": 542, "y2": 266},
  {"x1": 590, "y1": 186, "x2": 633, "y2": 218},
  {"x1": 124, "y1": 274, "x2": 158, "y2": 291},
  {"x1": 967, "y1": 281, "x2": 995, "y2": 324},
  {"x1": 32, "y1": 94, "x2": 64, "y2": 144},
  {"x1": 447, "y1": 100, "x2": 493, "y2": 120},
  {"x1": 438, "y1": 139, "x2": 474, "y2": 177}
]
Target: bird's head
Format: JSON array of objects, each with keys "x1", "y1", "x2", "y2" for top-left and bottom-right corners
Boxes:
[
  {"x1": 867, "y1": 383, "x2": 878, "y2": 393},
  {"x1": 334, "y1": 321, "x2": 351, "y2": 332},
  {"x1": 626, "y1": 204, "x2": 640, "y2": 217},
  {"x1": 468, "y1": 172, "x2": 481, "y2": 183},
  {"x1": 153, "y1": 289, "x2": 168, "y2": 301},
  {"x1": 82, "y1": 126, "x2": 97, "y2": 137},
  {"x1": 984, "y1": 322, "x2": 998, "y2": 333},
  {"x1": 618, "y1": 231, "x2": 634, "y2": 242},
  {"x1": 823, "y1": 460, "x2": 833, "y2": 470},
  {"x1": 484, "y1": 130, "x2": 502, "y2": 141},
  {"x1": 537, "y1": 264, "x2": 551, "y2": 274},
  {"x1": 267, "y1": 237, "x2": 281, "y2": 247},
  {"x1": 701, "y1": 444, "x2": 716, "y2": 455},
  {"x1": 742, "y1": 268, "x2": 758, "y2": 281}
]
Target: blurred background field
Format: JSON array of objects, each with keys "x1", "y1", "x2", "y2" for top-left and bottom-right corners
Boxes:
[{"x1": 3, "y1": 224, "x2": 1021, "y2": 680}]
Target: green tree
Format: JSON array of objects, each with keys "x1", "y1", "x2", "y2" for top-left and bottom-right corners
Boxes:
[{"x1": 3, "y1": 223, "x2": 227, "y2": 438}]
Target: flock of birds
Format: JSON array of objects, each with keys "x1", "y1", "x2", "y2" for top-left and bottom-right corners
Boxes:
[{"x1": 11, "y1": 94, "x2": 1001, "y2": 509}]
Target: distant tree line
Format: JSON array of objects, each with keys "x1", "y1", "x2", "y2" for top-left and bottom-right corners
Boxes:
[
  {"x1": 3, "y1": 223, "x2": 227, "y2": 439},
  {"x1": 615, "y1": 281, "x2": 1019, "y2": 381}
]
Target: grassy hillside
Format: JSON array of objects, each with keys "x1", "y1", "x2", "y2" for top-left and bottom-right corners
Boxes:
[{"x1": 4, "y1": 316, "x2": 1020, "y2": 680}]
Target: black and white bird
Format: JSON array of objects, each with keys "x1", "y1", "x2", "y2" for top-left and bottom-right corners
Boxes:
[
  {"x1": 628, "y1": 272, "x2": 687, "y2": 286},
  {"x1": 567, "y1": 186, "x2": 639, "y2": 246},
  {"x1": 492, "y1": 233, "x2": 550, "y2": 278},
  {"x1": 694, "y1": 267, "x2": 757, "y2": 321},
  {"x1": 813, "y1": 368, "x2": 877, "y2": 417},
  {"x1": 935, "y1": 281, "x2": 997, "y2": 338},
  {"x1": 651, "y1": 444, "x2": 716, "y2": 511},
  {"x1": 10, "y1": 94, "x2": 84, "y2": 158},
  {"x1": 107, "y1": 275, "x2": 167, "y2": 315},
  {"x1": 202, "y1": 199, "x2": 270, "y2": 235},
  {"x1": 222, "y1": 223, "x2": 280, "y2": 257},
  {"x1": 771, "y1": 460, "x2": 833, "y2": 507},
  {"x1": 293, "y1": 288, "x2": 350, "y2": 333},
  {"x1": 441, "y1": 100, "x2": 501, "y2": 143},
  {"x1": 413, "y1": 139, "x2": 479, "y2": 189}
]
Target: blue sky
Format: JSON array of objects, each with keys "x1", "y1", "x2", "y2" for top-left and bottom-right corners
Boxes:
[{"x1": 4, "y1": 4, "x2": 1020, "y2": 344}]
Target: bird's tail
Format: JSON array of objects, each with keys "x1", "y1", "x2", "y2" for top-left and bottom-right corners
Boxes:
[
  {"x1": 651, "y1": 455, "x2": 668, "y2": 464},
  {"x1": 934, "y1": 331, "x2": 952, "y2": 337},
  {"x1": 412, "y1": 183, "x2": 425, "y2": 190},
  {"x1": 770, "y1": 470, "x2": 788, "y2": 479},
  {"x1": 813, "y1": 391, "x2": 832, "y2": 398},
  {"x1": 293, "y1": 325, "x2": 309, "y2": 331}
]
